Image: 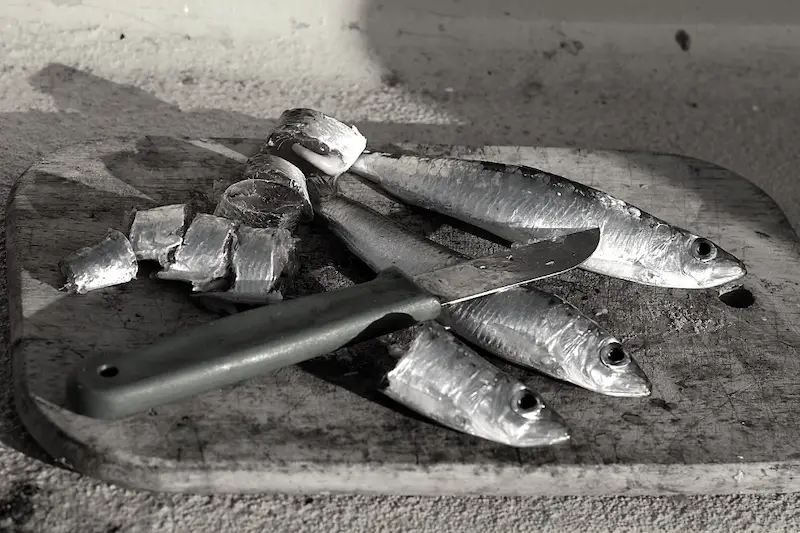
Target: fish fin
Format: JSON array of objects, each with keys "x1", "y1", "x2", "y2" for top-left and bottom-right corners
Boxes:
[{"x1": 306, "y1": 173, "x2": 340, "y2": 204}]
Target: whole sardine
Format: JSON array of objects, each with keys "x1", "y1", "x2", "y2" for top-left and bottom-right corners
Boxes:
[
  {"x1": 381, "y1": 322, "x2": 570, "y2": 447},
  {"x1": 310, "y1": 176, "x2": 651, "y2": 397},
  {"x1": 349, "y1": 153, "x2": 746, "y2": 289}
]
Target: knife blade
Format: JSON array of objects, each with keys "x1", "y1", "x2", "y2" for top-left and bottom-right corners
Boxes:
[{"x1": 66, "y1": 227, "x2": 600, "y2": 420}]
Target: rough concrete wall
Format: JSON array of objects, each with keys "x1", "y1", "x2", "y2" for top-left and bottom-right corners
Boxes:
[{"x1": 1, "y1": 1, "x2": 800, "y2": 531}]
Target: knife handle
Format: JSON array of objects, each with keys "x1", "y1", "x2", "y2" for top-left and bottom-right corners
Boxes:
[{"x1": 65, "y1": 267, "x2": 442, "y2": 420}]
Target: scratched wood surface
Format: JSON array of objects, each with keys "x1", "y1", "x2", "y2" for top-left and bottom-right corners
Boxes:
[{"x1": 7, "y1": 136, "x2": 800, "y2": 496}]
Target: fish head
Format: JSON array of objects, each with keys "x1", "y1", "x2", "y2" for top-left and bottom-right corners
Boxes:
[
  {"x1": 631, "y1": 224, "x2": 746, "y2": 288},
  {"x1": 486, "y1": 384, "x2": 571, "y2": 447},
  {"x1": 581, "y1": 340, "x2": 652, "y2": 397},
  {"x1": 675, "y1": 234, "x2": 747, "y2": 288}
]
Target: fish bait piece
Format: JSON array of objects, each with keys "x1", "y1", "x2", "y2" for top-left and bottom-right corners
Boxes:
[
  {"x1": 59, "y1": 229, "x2": 138, "y2": 294},
  {"x1": 382, "y1": 322, "x2": 571, "y2": 448},
  {"x1": 214, "y1": 178, "x2": 307, "y2": 231},
  {"x1": 241, "y1": 152, "x2": 313, "y2": 221},
  {"x1": 311, "y1": 177, "x2": 650, "y2": 397},
  {"x1": 213, "y1": 153, "x2": 312, "y2": 230},
  {"x1": 201, "y1": 226, "x2": 297, "y2": 304},
  {"x1": 350, "y1": 153, "x2": 746, "y2": 289},
  {"x1": 266, "y1": 108, "x2": 367, "y2": 177},
  {"x1": 229, "y1": 226, "x2": 296, "y2": 297},
  {"x1": 156, "y1": 213, "x2": 236, "y2": 291},
  {"x1": 127, "y1": 204, "x2": 190, "y2": 266}
]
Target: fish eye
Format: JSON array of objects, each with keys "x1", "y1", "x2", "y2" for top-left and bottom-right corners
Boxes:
[
  {"x1": 511, "y1": 388, "x2": 543, "y2": 416},
  {"x1": 600, "y1": 343, "x2": 630, "y2": 369},
  {"x1": 690, "y1": 238, "x2": 717, "y2": 262}
]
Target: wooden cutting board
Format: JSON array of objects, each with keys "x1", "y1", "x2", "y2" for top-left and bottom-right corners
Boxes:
[{"x1": 7, "y1": 136, "x2": 800, "y2": 496}]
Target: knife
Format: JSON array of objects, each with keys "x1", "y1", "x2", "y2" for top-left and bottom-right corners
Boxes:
[{"x1": 66, "y1": 227, "x2": 600, "y2": 420}]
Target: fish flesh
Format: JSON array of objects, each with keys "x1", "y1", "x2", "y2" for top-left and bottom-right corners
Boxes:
[
  {"x1": 309, "y1": 175, "x2": 651, "y2": 396},
  {"x1": 156, "y1": 213, "x2": 235, "y2": 291},
  {"x1": 201, "y1": 226, "x2": 296, "y2": 305},
  {"x1": 59, "y1": 229, "x2": 138, "y2": 294},
  {"x1": 382, "y1": 322, "x2": 571, "y2": 447},
  {"x1": 227, "y1": 226, "x2": 296, "y2": 298},
  {"x1": 214, "y1": 177, "x2": 307, "y2": 231},
  {"x1": 215, "y1": 153, "x2": 312, "y2": 229},
  {"x1": 267, "y1": 108, "x2": 366, "y2": 177},
  {"x1": 350, "y1": 152, "x2": 746, "y2": 289},
  {"x1": 127, "y1": 203, "x2": 190, "y2": 266},
  {"x1": 240, "y1": 152, "x2": 313, "y2": 221}
]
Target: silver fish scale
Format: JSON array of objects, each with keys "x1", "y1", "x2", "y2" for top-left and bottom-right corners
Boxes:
[{"x1": 447, "y1": 288, "x2": 605, "y2": 384}]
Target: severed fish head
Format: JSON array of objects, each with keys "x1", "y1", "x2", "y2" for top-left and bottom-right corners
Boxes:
[
  {"x1": 382, "y1": 323, "x2": 571, "y2": 447},
  {"x1": 578, "y1": 339, "x2": 652, "y2": 398},
  {"x1": 267, "y1": 108, "x2": 367, "y2": 177}
]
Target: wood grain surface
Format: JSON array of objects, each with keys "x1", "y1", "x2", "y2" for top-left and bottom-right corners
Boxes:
[{"x1": 7, "y1": 136, "x2": 800, "y2": 495}]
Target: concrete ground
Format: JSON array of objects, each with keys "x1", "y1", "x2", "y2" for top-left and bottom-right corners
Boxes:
[{"x1": 1, "y1": 1, "x2": 800, "y2": 531}]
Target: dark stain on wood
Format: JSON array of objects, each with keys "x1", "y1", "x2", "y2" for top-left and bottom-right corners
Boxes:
[
  {"x1": 650, "y1": 399, "x2": 678, "y2": 412},
  {"x1": 675, "y1": 30, "x2": 691, "y2": 52}
]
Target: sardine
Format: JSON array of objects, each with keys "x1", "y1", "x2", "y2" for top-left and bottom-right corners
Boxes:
[
  {"x1": 310, "y1": 176, "x2": 651, "y2": 397},
  {"x1": 156, "y1": 213, "x2": 235, "y2": 291},
  {"x1": 127, "y1": 204, "x2": 190, "y2": 266},
  {"x1": 267, "y1": 108, "x2": 366, "y2": 177},
  {"x1": 59, "y1": 229, "x2": 138, "y2": 294},
  {"x1": 350, "y1": 152, "x2": 746, "y2": 289},
  {"x1": 382, "y1": 322, "x2": 571, "y2": 447}
]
